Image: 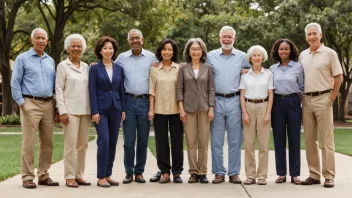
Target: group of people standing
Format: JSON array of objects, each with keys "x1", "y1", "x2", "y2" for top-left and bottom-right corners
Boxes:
[{"x1": 11, "y1": 22, "x2": 342, "y2": 189}]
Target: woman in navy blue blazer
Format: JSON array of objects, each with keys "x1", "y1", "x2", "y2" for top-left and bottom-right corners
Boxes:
[{"x1": 89, "y1": 36, "x2": 126, "y2": 187}]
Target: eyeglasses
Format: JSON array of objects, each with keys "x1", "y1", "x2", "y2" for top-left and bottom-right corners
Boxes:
[
  {"x1": 190, "y1": 48, "x2": 202, "y2": 52},
  {"x1": 129, "y1": 37, "x2": 141, "y2": 41}
]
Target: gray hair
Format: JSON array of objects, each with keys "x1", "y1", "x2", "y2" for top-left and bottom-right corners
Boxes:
[
  {"x1": 31, "y1": 28, "x2": 48, "y2": 39},
  {"x1": 305, "y1": 23, "x2": 322, "y2": 34},
  {"x1": 64, "y1": 33, "x2": 87, "y2": 53},
  {"x1": 219, "y1": 26, "x2": 236, "y2": 37},
  {"x1": 246, "y1": 45, "x2": 268, "y2": 62},
  {"x1": 183, "y1": 38, "x2": 208, "y2": 63},
  {"x1": 127, "y1": 29, "x2": 143, "y2": 40}
]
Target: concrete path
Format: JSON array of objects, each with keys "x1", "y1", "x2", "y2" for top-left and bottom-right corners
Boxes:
[{"x1": 1, "y1": 136, "x2": 352, "y2": 198}]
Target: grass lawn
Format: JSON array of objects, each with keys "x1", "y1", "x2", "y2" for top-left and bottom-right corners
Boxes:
[
  {"x1": 0, "y1": 134, "x2": 95, "y2": 181},
  {"x1": 0, "y1": 126, "x2": 98, "y2": 134},
  {"x1": 148, "y1": 129, "x2": 352, "y2": 157}
]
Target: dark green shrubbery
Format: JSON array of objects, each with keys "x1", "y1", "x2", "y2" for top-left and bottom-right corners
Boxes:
[{"x1": 0, "y1": 115, "x2": 21, "y2": 125}]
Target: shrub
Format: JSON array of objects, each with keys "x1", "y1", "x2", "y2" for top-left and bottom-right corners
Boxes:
[{"x1": 0, "y1": 115, "x2": 21, "y2": 125}]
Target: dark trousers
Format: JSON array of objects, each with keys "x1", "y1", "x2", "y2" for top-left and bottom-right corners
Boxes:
[
  {"x1": 95, "y1": 105, "x2": 122, "y2": 179},
  {"x1": 271, "y1": 94, "x2": 301, "y2": 177},
  {"x1": 154, "y1": 114, "x2": 184, "y2": 175}
]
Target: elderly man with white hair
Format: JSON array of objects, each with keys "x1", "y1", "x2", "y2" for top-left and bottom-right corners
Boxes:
[
  {"x1": 299, "y1": 23, "x2": 343, "y2": 188},
  {"x1": 11, "y1": 27, "x2": 59, "y2": 188},
  {"x1": 55, "y1": 33, "x2": 91, "y2": 188},
  {"x1": 207, "y1": 26, "x2": 250, "y2": 184}
]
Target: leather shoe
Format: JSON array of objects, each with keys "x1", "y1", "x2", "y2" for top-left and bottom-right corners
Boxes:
[
  {"x1": 229, "y1": 175, "x2": 242, "y2": 184},
  {"x1": 123, "y1": 174, "x2": 133, "y2": 184},
  {"x1": 301, "y1": 177, "x2": 321, "y2": 185},
  {"x1": 212, "y1": 174, "x2": 225, "y2": 184},
  {"x1": 324, "y1": 179, "x2": 334, "y2": 188},
  {"x1": 150, "y1": 171, "x2": 161, "y2": 182},
  {"x1": 199, "y1": 175, "x2": 209, "y2": 184},
  {"x1": 188, "y1": 173, "x2": 199, "y2": 183},
  {"x1": 38, "y1": 178, "x2": 59, "y2": 186},
  {"x1": 173, "y1": 174, "x2": 183, "y2": 183},
  {"x1": 135, "y1": 174, "x2": 146, "y2": 183},
  {"x1": 75, "y1": 179, "x2": 91, "y2": 186},
  {"x1": 23, "y1": 180, "x2": 37, "y2": 189}
]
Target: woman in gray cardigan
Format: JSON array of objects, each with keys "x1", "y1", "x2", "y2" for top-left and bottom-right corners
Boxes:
[{"x1": 177, "y1": 38, "x2": 215, "y2": 184}]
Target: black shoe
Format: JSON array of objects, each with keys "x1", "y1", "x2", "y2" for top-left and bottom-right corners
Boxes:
[
  {"x1": 135, "y1": 174, "x2": 146, "y2": 183},
  {"x1": 173, "y1": 174, "x2": 183, "y2": 183},
  {"x1": 123, "y1": 174, "x2": 133, "y2": 184},
  {"x1": 150, "y1": 171, "x2": 161, "y2": 182},
  {"x1": 199, "y1": 175, "x2": 209, "y2": 184}
]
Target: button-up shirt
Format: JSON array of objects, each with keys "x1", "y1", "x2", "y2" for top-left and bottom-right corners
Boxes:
[
  {"x1": 207, "y1": 47, "x2": 250, "y2": 93},
  {"x1": 149, "y1": 62, "x2": 179, "y2": 114},
  {"x1": 55, "y1": 57, "x2": 90, "y2": 115},
  {"x1": 11, "y1": 47, "x2": 55, "y2": 106},
  {"x1": 299, "y1": 44, "x2": 343, "y2": 93},
  {"x1": 239, "y1": 67, "x2": 274, "y2": 99},
  {"x1": 115, "y1": 48, "x2": 157, "y2": 95},
  {"x1": 269, "y1": 60, "x2": 304, "y2": 95}
]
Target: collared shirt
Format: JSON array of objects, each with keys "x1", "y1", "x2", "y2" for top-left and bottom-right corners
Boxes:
[
  {"x1": 299, "y1": 44, "x2": 343, "y2": 93},
  {"x1": 149, "y1": 62, "x2": 179, "y2": 114},
  {"x1": 207, "y1": 47, "x2": 250, "y2": 93},
  {"x1": 115, "y1": 48, "x2": 157, "y2": 95},
  {"x1": 55, "y1": 57, "x2": 90, "y2": 115},
  {"x1": 239, "y1": 67, "x2": 274, "y2": 99},
  {"x1": 269, "y1": 60, "x2": 304, "y2": 95},
  {"x1": 11, "y1": 47, "x2": 55, "y2": 106}
]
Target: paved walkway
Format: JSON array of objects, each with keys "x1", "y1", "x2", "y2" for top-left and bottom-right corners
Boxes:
[{"x1": 1, "y1": 136, "x2": 352, "y2": 198}]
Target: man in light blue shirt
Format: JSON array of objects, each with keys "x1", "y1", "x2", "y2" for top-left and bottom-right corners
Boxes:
[
  {"x1": 207, "y1": 26, "x2": 250, "y2": 184},
  {"x1": 115, "y1": 29, "x2": 157, "y2": 184},
  {"x1": 11, "y1": 28, "x2": 59, "y2": 188}
]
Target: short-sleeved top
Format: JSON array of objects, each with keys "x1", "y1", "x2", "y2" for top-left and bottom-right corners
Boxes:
[
  {"x1": 149, "y1": 62, "x2": 179, "y2": 114},
  {"x1": 299, "y1": 44, "x2": 343, "y2": 93},
  {"x1": 207, "y1": 47, "x2": 250, "y2": 93},
  {"x1": 239, "y1": 67, "x2": 274, "y2": 99},
  {"x1": 269, "y1": 60, "x2": 304, "y2": 95},
  {"x1": 115, "y1": 49, "x2": 157, "y2": 95}
]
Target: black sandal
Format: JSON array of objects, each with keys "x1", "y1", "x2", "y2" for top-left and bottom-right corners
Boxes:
[{"x1": 275, "y1": 176, "x2": 286, "y2": 183}]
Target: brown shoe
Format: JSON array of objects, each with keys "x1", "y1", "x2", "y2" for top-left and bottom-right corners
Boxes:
[
  {"x1": 188, "y1": 173, "x2": 199, "y2": 183},
  {"x1": 135, "y1": 174, "x2": 146, "y2": 183},
  {"x1": 229, "y1": 175, "x2": 242, "y2": 184},
  {"x1": 159, "y1": 173, "x2": 171, "y2": 184},
  {"x1": 212, "y1": 174, "x2": 225, "y2": 184},
  {"x1": 301, "y1": 177, "x2": 321, "y2": 185},
  {"x1": 324, "y1": 179, "x2": 334, "y2": 188},
  {"x1": 23, "y1": 180, "x2": 37, "y2": 189},
  {"x1": 38, "y1": 178, "x2": 59, "y2": 186}
]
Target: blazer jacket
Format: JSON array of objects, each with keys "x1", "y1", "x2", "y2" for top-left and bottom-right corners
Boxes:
[
  {"x1": 177, "y1": 62, "x2": 215, "y2": 112},
  {"x1": 55, "y1": 57, "x2": 90, "y2": 115},
  {"x1": 89, "y1": 61, "x2": 125, "y2": 115}
]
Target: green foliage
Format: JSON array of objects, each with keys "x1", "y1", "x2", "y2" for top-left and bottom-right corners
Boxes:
[{"x1": 0, "y1": 115, "x2": 21, "y2": 125}]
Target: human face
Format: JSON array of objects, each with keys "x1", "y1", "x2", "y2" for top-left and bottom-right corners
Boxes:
[
  {"x1": 128, "y1": 31, "x2": 144, "y2": 51},
  {"x1": 278, "y1": 42, "x2": 291, "y2": 61},
  {"x1": 219, "y1": 29, "x2": 236, "y2": 50},
  {"x1": 250, "y1": 50, "x2": 263, "y2": 66},
  {"x1": 306, "y1": 27, "x2": 322, "y2": 49},
  {"x1": 189, "y1": 43, "x2": 203, "y2": 61},
  {"x1": 100, "y1": 42, "x2": 114, "y2": 60},
  {"x1": 161, "y1": 43, "x2": 174, "y2": 62},
  {"x1": 30, "y1": 30, "x2": 48, "y2": 54},
  {"x1": 67, "y1": 39, "x2": 83, "y2": 59}
]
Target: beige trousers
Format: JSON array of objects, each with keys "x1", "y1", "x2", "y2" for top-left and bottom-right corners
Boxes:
[
  {"x1": 302, "y1": 93, "x2": 335, "y2": 180},
  {"x1": 63, "y1": 114, "x2": 90, "y2": 179},
  {"x1": 243, "y1": 101, "x2": 271, "y2": 179},
  {"x1": 20, "y1": 98, "x2": 54, "y2": 182},
  {"x1": 184, "y1": 110, "x2": 210, "y2": 175}
]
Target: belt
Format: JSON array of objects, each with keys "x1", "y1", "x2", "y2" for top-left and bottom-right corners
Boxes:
[
  {"x1": 245, "y1": 98, "x2": 268, "y2": 103},
  {"x1": 125, "y1": 93, "x2": 149, "y2": 98},
  {"x1": 305, "y1": 89, "x2": 331, "y2": 97},
  {"x1": 23, "y1": 94, "x2": 53, "y2": 101},
  {"x1": 274, "y1": 93, "x2": 297, "y2": 98},
  {"x1": 216, "y1": 91, "x2": 240, "y2": 98}
]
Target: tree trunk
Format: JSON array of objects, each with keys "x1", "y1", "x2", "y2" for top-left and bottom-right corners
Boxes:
[{"x1": 1, "y1": 61, "x2": 13, "y2": 115}]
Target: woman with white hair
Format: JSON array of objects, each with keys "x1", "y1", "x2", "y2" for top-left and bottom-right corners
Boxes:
[
  {"x1": 239, "y1": 45, "x2": 274, "y2": 185},
  {"x1": 55, "y1": 33, "x2": 91, "y2": 188}
]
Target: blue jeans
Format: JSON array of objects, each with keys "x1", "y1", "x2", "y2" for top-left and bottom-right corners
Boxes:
[
  {"x1": 123, "y1": 96, "x2": 150, "y2": 174},
  {"x1": 211, "y1": 95, "x2": 242, "y2": 176}
]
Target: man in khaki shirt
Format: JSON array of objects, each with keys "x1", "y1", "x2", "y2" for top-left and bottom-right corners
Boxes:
[{"x1": 299, "y1": 23, "x2": 343, "y2": 188}]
